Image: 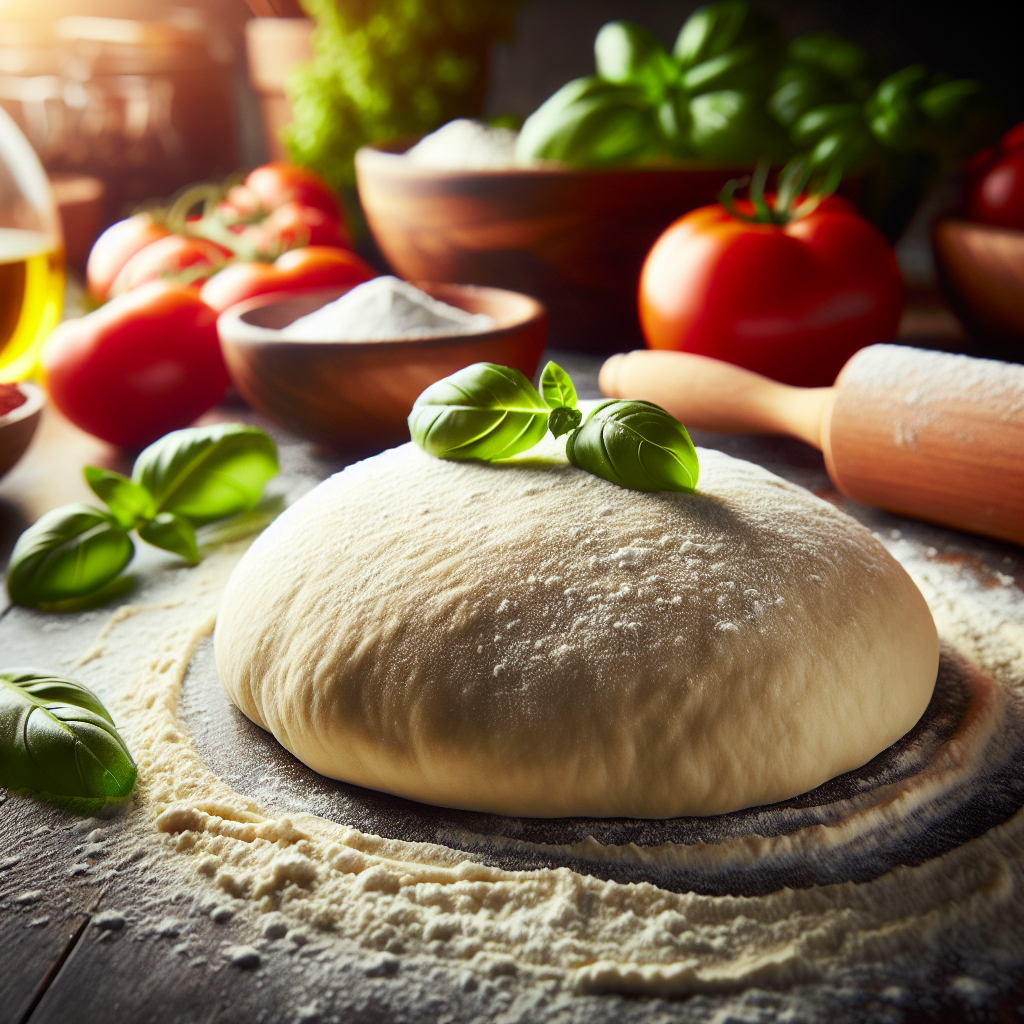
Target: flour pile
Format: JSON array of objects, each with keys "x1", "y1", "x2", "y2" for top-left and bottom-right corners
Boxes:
[
  {"x1": 282, "y1": 277, "x2": 494, "y2": 342},
  {"x1": 403, "y1": 119, "x2": 519, "y2": 170}
]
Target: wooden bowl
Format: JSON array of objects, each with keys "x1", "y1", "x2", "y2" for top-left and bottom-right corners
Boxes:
[
  {"x1": 932, "y1": 218, "x2": 1024, "y2": 363},
  {"x1": 0, "y1": 382, "x2": 44, "y2": 480},
  {"x1": 355, "y1": 142, "x2": 744, "y2": 355},
  {"x1": 217, "y1": 283, "x2": 548, "y2": 449}
]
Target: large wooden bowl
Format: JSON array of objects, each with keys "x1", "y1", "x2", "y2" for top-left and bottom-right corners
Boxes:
[
  {"x1": 932, "y1": 218, "x2": 1024, "y2": 363},
  {"x1": 355, "y1": 142, "x2": 743, "y2": 355},
  {"x1": 0, "y1": 382, "x2": 44, "y2": 480},
  {"x1": 217, "y1": 283, "x2": 548, "y2": 449}
]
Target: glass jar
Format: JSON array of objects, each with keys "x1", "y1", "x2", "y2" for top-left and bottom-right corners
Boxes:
[{"x1": 0, "y1": 105, "x2": 63, "y2": 382}]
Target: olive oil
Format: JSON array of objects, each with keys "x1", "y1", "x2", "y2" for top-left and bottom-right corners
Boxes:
[{"x1": 0, "y1": 229, "x2": 64, "y2": 382}]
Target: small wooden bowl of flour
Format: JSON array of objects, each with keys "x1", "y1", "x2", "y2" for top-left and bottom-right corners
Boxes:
[{"x1": 217, "y1": 279, "x2": 548, "y2": 449}]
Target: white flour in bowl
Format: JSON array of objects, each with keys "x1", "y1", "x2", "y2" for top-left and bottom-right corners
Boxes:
[
  {"x1": 281, "y1": 277, "x2": 494, "y2": 342},
  {"x1": 403, "y1": 119, "x2": 519, "y2": 170}
]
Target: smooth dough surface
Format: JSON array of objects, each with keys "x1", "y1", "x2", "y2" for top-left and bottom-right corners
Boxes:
[{"x1": 214, "y1": 438, "x2": 938, "y2": 818}]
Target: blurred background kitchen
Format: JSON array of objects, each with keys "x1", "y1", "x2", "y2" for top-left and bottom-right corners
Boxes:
[{"x1": 1, "y1": 0, "x2": 1020, "y2": 267}]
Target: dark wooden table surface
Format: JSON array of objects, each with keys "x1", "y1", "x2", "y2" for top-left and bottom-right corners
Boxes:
[{"x1": 2, "y1": 325, "x2": 1023, "y2": 1024}]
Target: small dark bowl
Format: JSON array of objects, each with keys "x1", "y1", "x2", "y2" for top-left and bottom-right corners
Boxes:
[
  {"x1": 0, "y1": 382, "x2": 44, "y2": 480},
  {"x1": 217, "y1": 282, "x2": 548, "y2": 449}
]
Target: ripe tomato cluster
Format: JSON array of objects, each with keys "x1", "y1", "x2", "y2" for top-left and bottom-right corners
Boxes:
[{"x1": 44, "y1": 164, "x2": 375, "y2": 449}]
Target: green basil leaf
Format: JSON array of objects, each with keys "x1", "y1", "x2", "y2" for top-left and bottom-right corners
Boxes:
[
  {"x1": 6, "y1": 505, "x2": 134, "y2": 608},
  {"x1": 769, "y1": 64, "x2": 843, "y2": 127},
  {"x1": 132, "y1": 424, "x2": 279, "y2": 525},
  {"x1": 786, "y1": 32, "x2": 877, "y2": 89},
  {"x1": 138, "y1": 512, "x2": 200, "y2": 566},
  {"x1": 689, "y1": 90, "x2": 793, "y2": 163},
  {"x1": 540, "y1": 361, "x2": 578, "y2": 410},
  {"x1": 84, "y1": 466, "x2": 154, "y2": 528},
  {"x1": 0, "y1": 669, "x2": 136, "y2": 800},
  {"x1": 565, "y1": 400, "x2": 699, "y2": 493},
  {"x1": 674, "y1": 1, "x2": 781, "y2": 70},
  {"x1": 515, "y1": 77, "x2": 663, "y2": 165},
  {"x1": 408, "y1": 362, "x2": 550, "y2": 462},
  {"x1": 680, "y1": 39, "x2": 779, "y2": 96},
  {"x1": 791, "y1": 102, "x2": 864, "y2": 147},
  {"x1": 806, "y1": 126, "x2": 876, "y2": 175},
  {"x1": 547, "y1": 406, "x2": 583, "y2": 439},
  {"x1": 594, "y1": 21, "x2": 677, "y2": 100}
]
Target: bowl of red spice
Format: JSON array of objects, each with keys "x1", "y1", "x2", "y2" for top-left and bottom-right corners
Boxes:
[{"x1": 0, "y1": 381, "x2": 44, "y2": 480}]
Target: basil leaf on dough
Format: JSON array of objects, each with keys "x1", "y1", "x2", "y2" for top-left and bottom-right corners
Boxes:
[
  {"x1": 540, "y1": 360, "x2": 578, "y2": 410},
  {"x1": 6, "y1": 505, "x2": 134, "y2": 608},
  {"x1": 132, "y1": 424, "x2": 279, "y2": 525},
  {"x1": 409, "y1": 363, "x2": 551, "y2": 461},
  {"x1": 547, "y1": 405, "x2": 583, "y2": 439},
  {"x1": 0, "y1": 669, "x2": 137, "y2": 800},
  {"x1": 84, "y1": 467, "x2": 154, "y2": 528},
  {"x1": 138, "y1": 512, "x2": 200, "y2": 566},
  {"x1": 566, "y1": 400, "x2": 699, "y2": 492},
  {"x1": 540, "y1": 361, "x2": 582, "y2": 439}
]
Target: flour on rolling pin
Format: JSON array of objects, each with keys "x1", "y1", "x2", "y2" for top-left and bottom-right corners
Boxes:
[{"x1": 823, "y1": 345, "x2": 1024, "y2": 545}]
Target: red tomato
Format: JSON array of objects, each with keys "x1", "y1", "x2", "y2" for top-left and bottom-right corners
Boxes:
[
  {"x1": 241, "y1": 200, "x2": 351, "y2": 257},
  {"x1": 243, "y1": 163, "x2": 343, "y2": 222},
  {"x1": 964, "y1": 122, "x2": 1024, "y2": 229},
  {"x1": 86, "y1": 215, "x2": 169, "y2": 302},
  {"x1": 41, "y1": 283, "x2": 229, "y2": 449},
  {"x1": 200, "y1": 246, "x2": 375, "y2": 314},
  {"x1": 217, "y1": 184, "x2": 264, "y2": 225},
  {"x1": 109, "y1": 234, "x2": 234, "y2": 296},
  {"x1": 639, "y1": 195, "x2": 903, "y2": 387}
]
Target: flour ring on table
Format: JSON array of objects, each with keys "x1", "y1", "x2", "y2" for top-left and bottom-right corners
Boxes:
[{"x1": 214, "y1": 438, "x2": 939, "y2": 819}]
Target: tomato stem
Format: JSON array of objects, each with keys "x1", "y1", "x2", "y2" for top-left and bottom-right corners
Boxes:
[{"x1": 719, "y1": 158, "x2": 842, "y2": 226}]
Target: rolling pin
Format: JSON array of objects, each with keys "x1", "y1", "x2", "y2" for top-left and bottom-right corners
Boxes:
[{"x1": 599, "y1": 344, "x2": 1024, "y2": 545}]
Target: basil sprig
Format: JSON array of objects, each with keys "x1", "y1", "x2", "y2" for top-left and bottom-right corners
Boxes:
[
  {"x1": 566, "y1": 400, "x2": 699, "y2": 492},
  {"x1": 410, "y1": 362, "x2": 699, "y2": 494},
  {"x1": 0, "y1": 669, "x2": 137, "y2": 801},
  {"x1": 6, "y1": 424, "x2": 279, "y2": 609}
]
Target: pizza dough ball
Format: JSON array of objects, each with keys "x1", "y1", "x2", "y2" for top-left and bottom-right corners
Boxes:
[{"x1": 214, "y1": 440, "x2": 938, "y2": 818}]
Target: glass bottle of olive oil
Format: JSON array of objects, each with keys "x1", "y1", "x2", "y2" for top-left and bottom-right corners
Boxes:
[
  {"x1": 1, "y1": 107, "x2": 64, "y2": 382},
  {"x1": 0, "y1": 230, "x2": 64, "y2": 382}
]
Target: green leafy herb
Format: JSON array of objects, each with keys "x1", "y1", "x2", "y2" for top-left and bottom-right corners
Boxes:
[
  {"x1": 285, "y1": 0, "x2": 525, "y2": 196},
  {"x1": 410, "y1": 364, "x2": 699, "y2": 494},
  {"x1": 6, "y1": 506, "x2": 134, "y2": 607},
  {"x1": 132, "y1": 424, "x2": 279, "y2": 525},
  {"x1": 0, "y1": 669, "x2": 137, "y2": 800},
  {"x1": 84, "y1": 467, "x2": 153, "y2": 528},
  {"x1": 594, "y1": 21, "x2": 678, "y2": 100},
  {"x1": 547, "y1": 406, "x2": 583, "y2": 439},
  {"x1": 6, "y1": 424, "x2": 279, "y2": 610},
  {"x1": 565, "y1": 400, "x2": 699, "y2": 493},
  {"x1": 515, "y1": 77, "x2": 662, "y2": 166},
  {"x1": 540, "y1": 360, "x2": 579, "y2": 410},
  {"x1": 138, "y1": 513, "x2": 200, "y2": 566},
  {"x1": 513, "y1": 1, "x2": 999, "y2": 239},
  {"x1": 408, "y1": 363, "x2": 551, "y2": 461}
]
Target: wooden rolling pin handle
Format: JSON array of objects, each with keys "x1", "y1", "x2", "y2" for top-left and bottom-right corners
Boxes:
[
  {"x1": 823, "y1": 345, "x2": 1024, "y2": 546},
  {"x1": 600, "y1": 346, "x2": 1024, "y2": 546},
  {"x1": 599, "y1": 350, "x2": 833, "y2": 449}
]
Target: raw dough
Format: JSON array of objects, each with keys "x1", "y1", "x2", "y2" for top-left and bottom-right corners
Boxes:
[{"x1": 214, "y1": 438, "x2": 938, "y2": 818}]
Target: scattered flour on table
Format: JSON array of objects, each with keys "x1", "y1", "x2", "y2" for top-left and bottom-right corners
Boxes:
[
  {"x1": 281, "y1": 276, "x2": 494, "y2": 342},
  {"x1": 71, "y1": 511, "x2": 1024, "y2": 999},
  {"x1": 403, "y1": 119, "x2": 519, "y2": 170}
]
